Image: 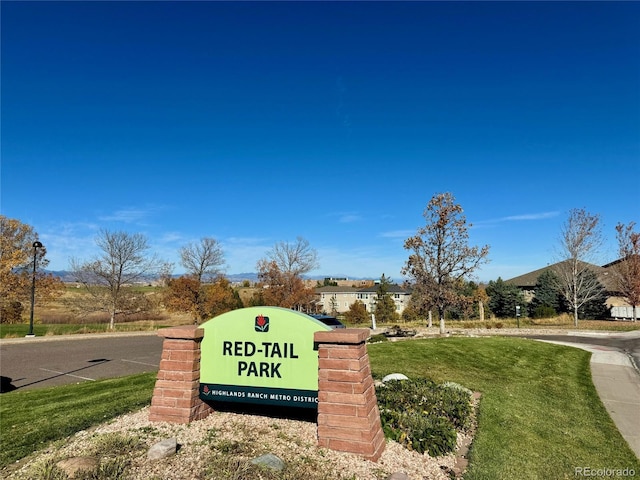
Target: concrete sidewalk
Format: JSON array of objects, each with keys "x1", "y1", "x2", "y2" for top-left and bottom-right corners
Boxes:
[{"x1": 540, "y1": 335, "x2": 640, "y2": 460}]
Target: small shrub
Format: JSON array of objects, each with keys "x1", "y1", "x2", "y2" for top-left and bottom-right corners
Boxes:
[
  {"x1": 532, "y1": 305, "x2": 557, "y2": 319},
  {"x1": 381, "y1": 410, "x2": 457, "y2": 457},
  {"x1": 343, "y1": 300, "x2": 369, "y2": 324},
  {"x1": 495, "y1": 322, "x2": 503, "y2": 329},
  {"x1": 376, "y1": 378, "x2": 473, "y2": 456},
  {"x1": 367, "y1": 333, "x2": 388, "y2": 344},
  {"x1": 401, "y1": 305, "x2": 421, "y2": 323}
]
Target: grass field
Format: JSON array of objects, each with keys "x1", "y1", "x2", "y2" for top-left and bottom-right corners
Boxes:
[
  {"x1": 368, "y1": 337, "x2": 640, "y2": 479},
  {"x1": 1, "y1": 337, "x2": 638, "y2": 479},
  {"x1": 0, "y1": 373, "x2": 156, "y2": 470},
  {"x1": 0, "y1": 321, "x2": 171, "y2": 338}
]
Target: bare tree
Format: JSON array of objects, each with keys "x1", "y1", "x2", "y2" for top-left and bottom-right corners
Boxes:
[
  {"x1": 612, "y1": 222, "x2": 640, "y2": 322},
  {"x1": 70, "y1": 230, "x2": 166, "y2": 329},
  {"x1": 402, "y1": 192, "x2": 490, "y2": 334},
  {"x1": 179, "y1": 237, "x2": 225, "y2": 283},
  {"x1": 555, "y1": 208, "x2": 604, "y2": 327},
  {"x1": 257, "y1": 237, "x2": 319, "y2": 311},
  {"x1": 163, "y1": 237, "x2": 227, "y2": 325},
  {"x1": 269, "y1": 236, "x2": 318, "y2": 277}
]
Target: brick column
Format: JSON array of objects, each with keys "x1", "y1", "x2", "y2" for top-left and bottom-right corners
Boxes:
[
  {"x1": 314, "y1": 328, "x2": 385, "y2": 461},
  {"x1": 149, "y1": 325, "x2": 213, "y2": 424}
]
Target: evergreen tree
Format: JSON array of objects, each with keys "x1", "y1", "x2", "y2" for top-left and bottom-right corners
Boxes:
[
  {"x1": 486, "y1": 278, "x2": 527, "y2": 318},
  {"x1": 530, "y1": 270, "x2": 563, "y2": 318},
  {"x1": 374, "y1": 274, "x2": 400, "y2": 323}
]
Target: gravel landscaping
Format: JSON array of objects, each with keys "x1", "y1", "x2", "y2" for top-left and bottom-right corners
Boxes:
[{"x1": 6, "y1": 401, "x2": 477, "y2": 480}]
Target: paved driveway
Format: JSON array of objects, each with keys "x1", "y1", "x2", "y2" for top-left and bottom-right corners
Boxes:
[{"x1": 0, "y1": 332, "x2": 164, "y2": 392}]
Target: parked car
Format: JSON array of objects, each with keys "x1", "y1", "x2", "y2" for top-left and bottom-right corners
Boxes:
[{"x1": 309, "y1": 314, "x2": 346, "y2": 329}]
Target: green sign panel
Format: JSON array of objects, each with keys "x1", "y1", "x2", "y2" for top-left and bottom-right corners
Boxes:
[{"x1": 199, "y1": 306, "x2": 331, "y2": 409}]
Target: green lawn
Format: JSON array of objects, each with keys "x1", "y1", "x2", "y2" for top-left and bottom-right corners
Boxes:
[
  {"x1": 0, "y1": 373, "x2": 156, "y2": 469},
  {"x1": 368, "y1": 337, "x2": 640, "y2": 479},
  {"x1": 1, "y1": 338, "x2": 638, "y2": 479}
]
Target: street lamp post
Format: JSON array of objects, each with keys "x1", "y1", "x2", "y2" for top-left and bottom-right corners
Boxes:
[{"x1": 26, "y1": 241, "x2": 43, "y2": 337}]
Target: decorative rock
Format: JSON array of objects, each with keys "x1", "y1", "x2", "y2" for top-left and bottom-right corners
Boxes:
[
  {"x1": 251, "y1": 453, "x2": 285, "y2": 471},
  {"x1": 387, "y1": 472, "x2": 410, "y2": 480},
  {"x1": 147, "y1": 437, "x2": 178, "y2": 460},
  {"x1": 56, "y1": 456, "x2": 99, "y2": 477},
  {"x1": 382, "y1": 373, "x2": 409, "y2": 383}
]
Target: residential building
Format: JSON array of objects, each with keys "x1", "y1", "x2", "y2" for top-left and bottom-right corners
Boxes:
[
  {"x1": 315, "y1": 284, "x2": 411, "y2": 315},
  {"x1": 505, "y1": 259, "x2": 635, "y2": 319}
]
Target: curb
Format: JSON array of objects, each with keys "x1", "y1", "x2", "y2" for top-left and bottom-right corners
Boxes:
[{"x1": 0, "y1": 330, "x2": 160, "y2": 345}]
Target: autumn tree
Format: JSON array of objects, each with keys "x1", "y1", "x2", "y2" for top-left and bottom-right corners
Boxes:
[
  {"x1": 205, "y1": 277, "x2": 243, "y2": 317},
  {"x1": 0, "y1": 216, "x2": 64, "y2": 323},
  {"x1": 163, "y1": 276, "x2": 206, "y2": 322},
  {"x1": 164, "y1": 276, "x2": 242, "y2": 322},
  {"x1": 344, "y1": 300, "x2": 369, "y2": 324},
  {"x1": 402, "y1": 192, "x2": 490, "y2": 334},
  {"x1": 555, "y1": 208, "x2": 604, "y2": 327},
  {"x1": 70, "y1": 230, "x2": 166, "y2": 329},
  {"x1": 612, "y1": 222, "x2": 640, "y2": 322},
  {"x1": 256, "y1": 237, "x2": 318, "y2": 311},
  {"x1": 165, "y1": 237, "x2": 227, "y2": 324},
  {"x1": 447, "y1": 280, "x2": 486, "y2": 320}
]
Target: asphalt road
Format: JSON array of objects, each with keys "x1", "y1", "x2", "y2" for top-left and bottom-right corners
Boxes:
[{"x1": 0, "y1": 333, "x2": 164, "y2": 393}]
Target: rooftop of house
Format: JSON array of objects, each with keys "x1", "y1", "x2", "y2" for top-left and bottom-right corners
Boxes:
[{"x1": 505, "y1": 259, "x2": 618, "y2": 291}]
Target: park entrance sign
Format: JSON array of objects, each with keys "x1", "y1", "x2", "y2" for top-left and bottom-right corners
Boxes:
[{"x1": 199, "y1": 306, "x2": 331, "y2": 409}]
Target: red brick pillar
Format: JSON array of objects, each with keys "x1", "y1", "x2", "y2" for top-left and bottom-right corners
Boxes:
[
  {"x1": 149, "y1": 325, "x2": 213, "y2": 424},
  {"x1": 314, "y1": 329, "x2": 385, "y2": 461}
]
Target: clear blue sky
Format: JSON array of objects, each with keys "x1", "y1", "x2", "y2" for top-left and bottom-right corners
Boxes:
[{"x1": 2, "y1": 1, "x2": 639, "y2": 282}]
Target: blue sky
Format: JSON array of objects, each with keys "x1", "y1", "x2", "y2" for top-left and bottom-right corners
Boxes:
[{"x1": 2, "y1": 1, "x2": 639, "y2": 282}]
